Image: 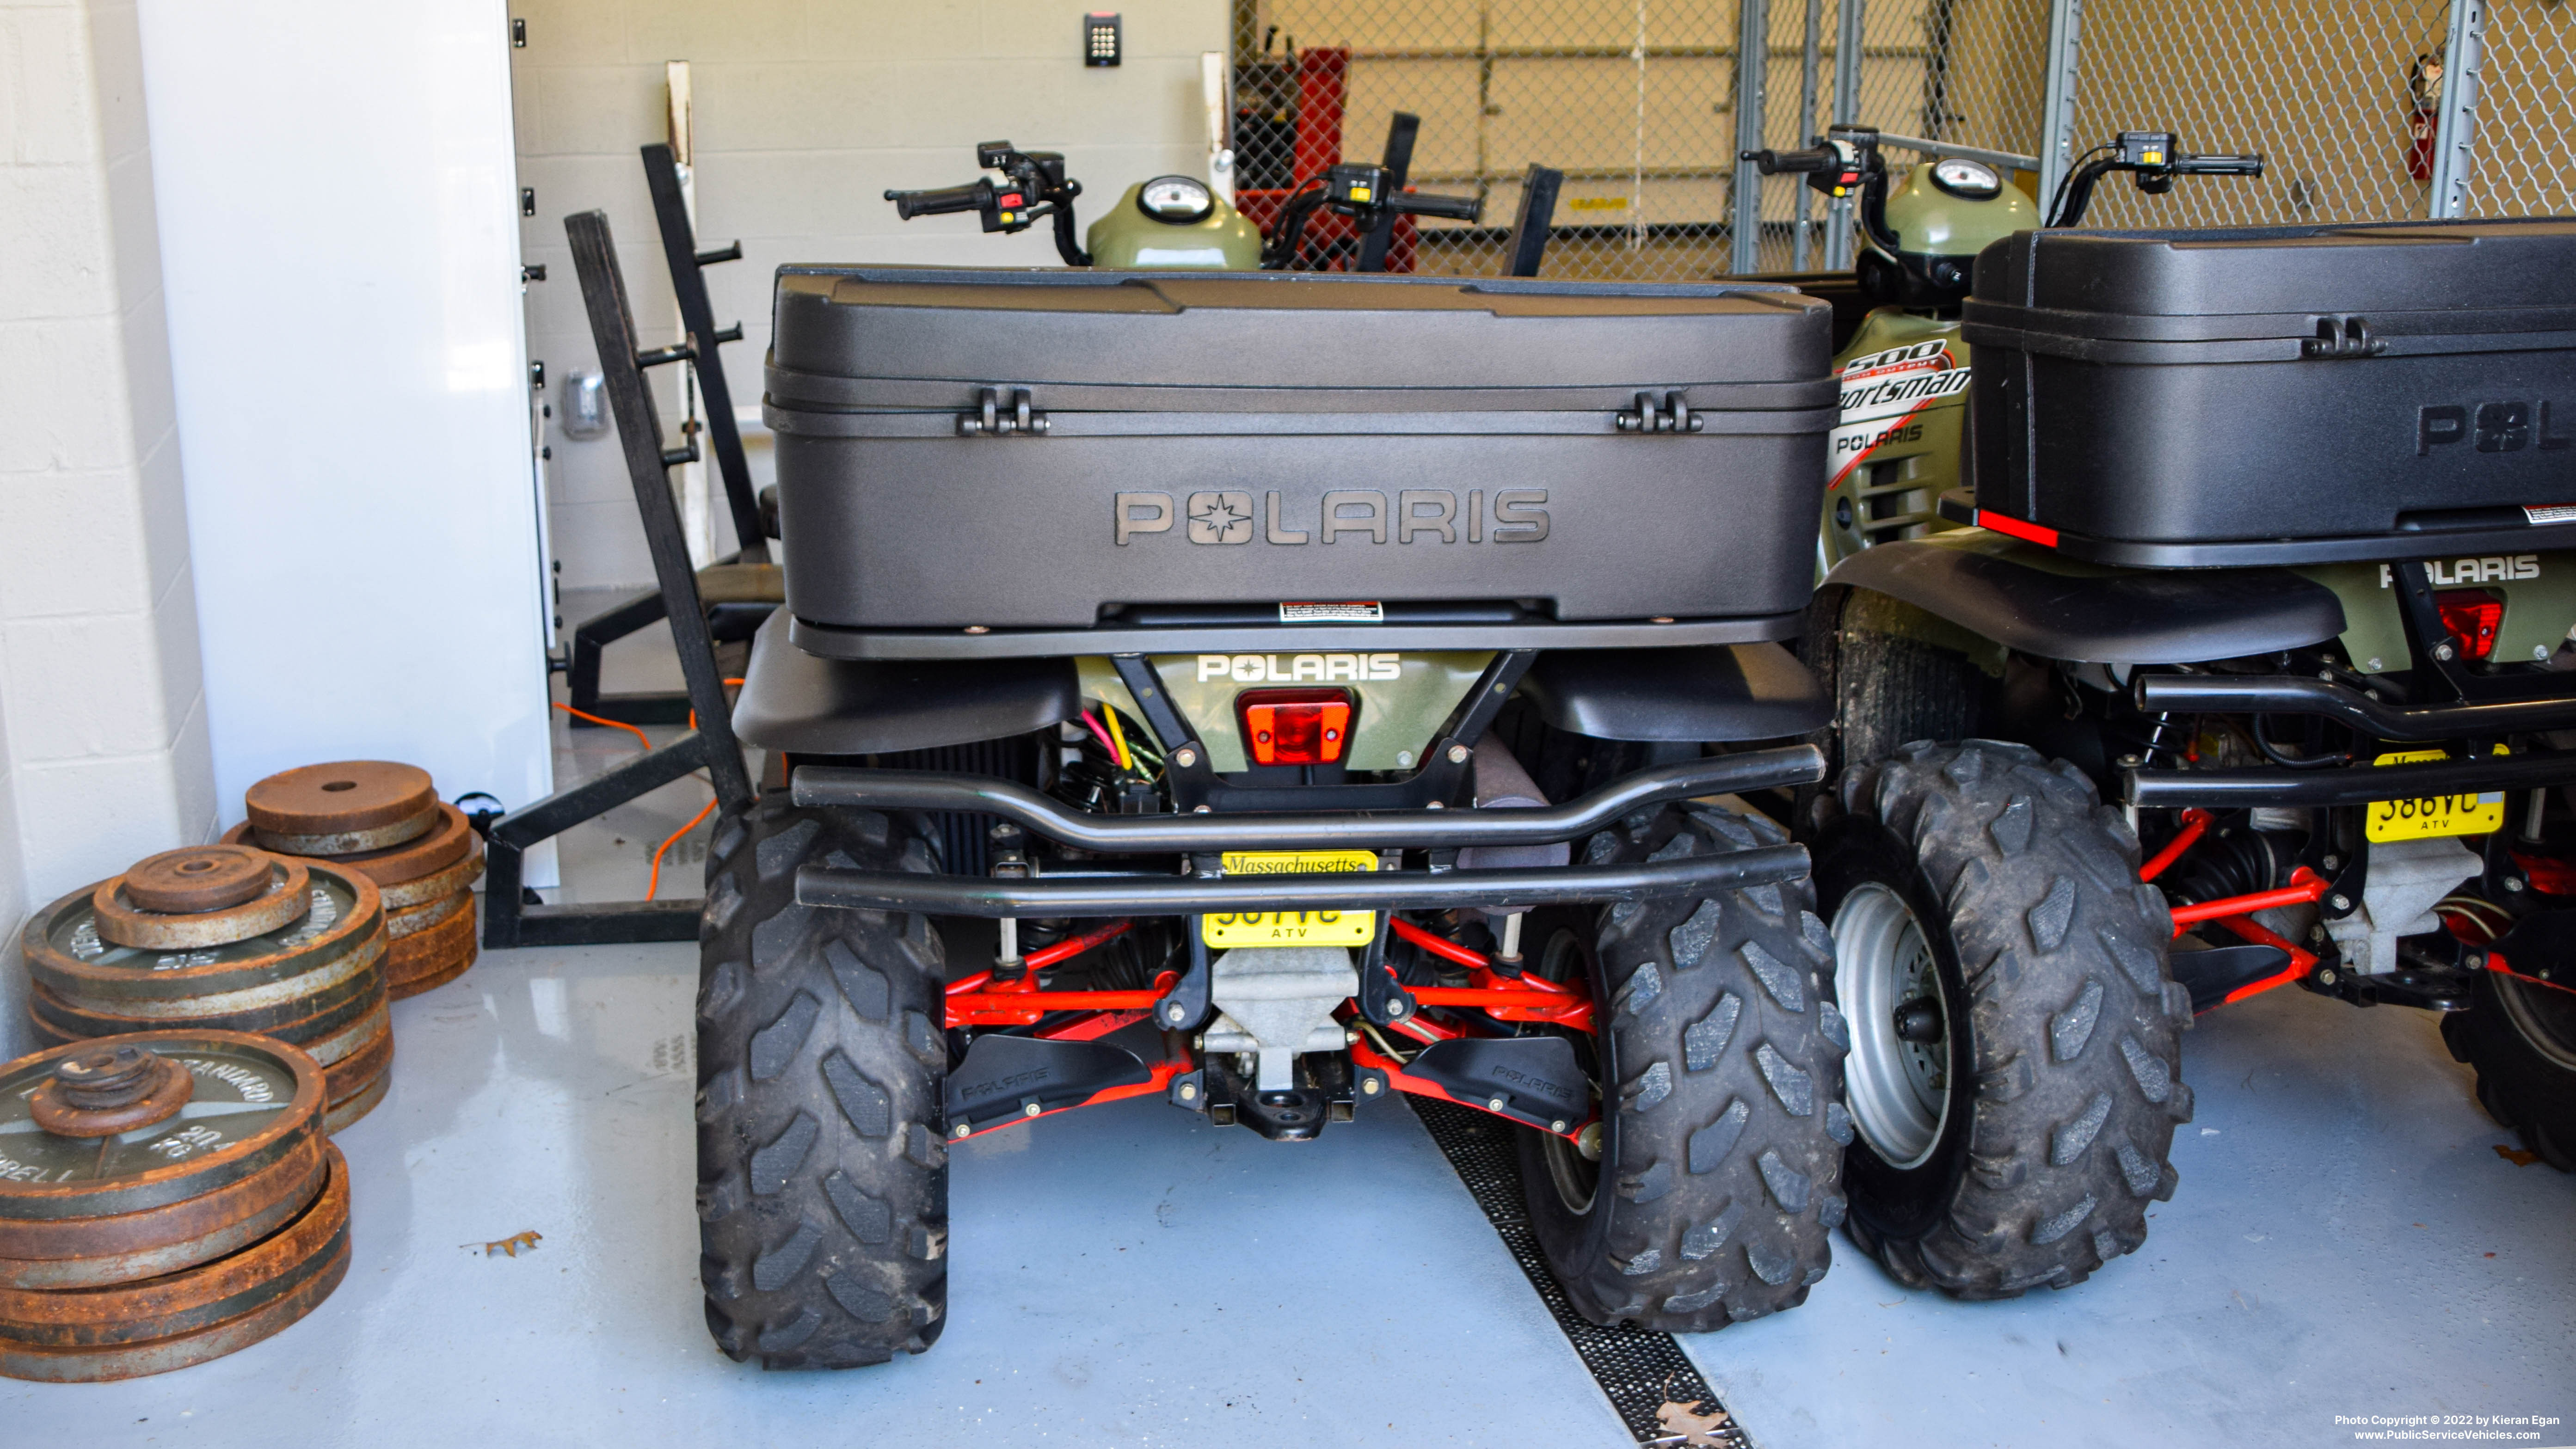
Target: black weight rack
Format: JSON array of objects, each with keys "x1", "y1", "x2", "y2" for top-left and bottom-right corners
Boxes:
[
  {"x1": 484, "y1": 208, "x2": 757, "y2": 948},
  {"x1": 560, "y1": 142, "x2": 779, "y2": 727}
]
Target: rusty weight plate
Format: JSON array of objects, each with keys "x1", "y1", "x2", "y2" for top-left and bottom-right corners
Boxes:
[
  {"x1": 0, "y1": 1033, "x2": 325, "y2": 1238},
  {"x1": 384, "y1": 886, "x2": 471, "y2": 939},
  {"x1": 0, "y1": 1135, "x2": 326, "y2": 1290},
  {"x1": 26, "y1": 866, "x2": 382, "y2": 1006},
  {"x1": 245, "y1": 760, "x2": 435, "y2": 836},
  {"x1": 0, "y1": 1202, "x2": 350, "y2": 1379},
  {"x1": 388, "y1": 933, "x2": 476, "y2": 1001},
  {"x1": 245, "y1": 761, "x2": 436, "y2": 856},
  {"x1": 92, "y1": 857, "x2": 312, "y2": 952},
  {"x1": 386, "y1": 900, "x2": 474, "y2": 983},
  {"x1": 376, "y1": 843, "x2": 483, "y2": 911},
  {"x1": 25, "y1": 933, "x2": 384, "y2": 1040},
  {"x1": 121, "y1": 847, "x2": 273, "y2": 915},
  {"x1": 0, "y1": 1146, "x2": 347, "y2": 1350},
  {"x1": 320, "y1": 1025, "x2": 393, "y2": 1110},
  {"x1": 321, "y1": 1067, "x2": 391, "y2": 1136},
  {"x1": 297, "y1": 997, "x2": 391, "y2": 1070},
  {"x1": 226, "y1": 802, "x2": 476, "y2": 888}
]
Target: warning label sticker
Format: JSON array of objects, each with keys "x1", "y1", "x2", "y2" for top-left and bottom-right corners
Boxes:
[
  {"x1": 1829, "y1": 340, "x2": 1972, "y2": 490},
  {"x1": 1279, "y1": 601, "x2": 1385, "y2": 623},
  {"x1": 2522, "y1": 503, "x2": 2576, "y2": 526}
]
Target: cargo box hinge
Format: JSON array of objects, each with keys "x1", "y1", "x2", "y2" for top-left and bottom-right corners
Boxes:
[
  {"x1": 959, "y1": 386, "x2": 1049, "y2": 436},
  {"x1": 1615, "y1": 391, "x2": 1704, "y2": 434},
  {"x1": 2301, "y1": 316, "x2": 2386, "y2": 360}
]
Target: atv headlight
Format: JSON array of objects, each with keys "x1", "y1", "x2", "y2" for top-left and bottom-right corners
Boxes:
[
  {"x1": 1928, "y1": 157, "x2": 2002, "y2": 199},
  {"x1": 1137, "y1": 175, "x2": 1216, "y2": 224}
]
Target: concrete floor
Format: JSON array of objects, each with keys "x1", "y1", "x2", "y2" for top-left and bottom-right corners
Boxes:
[{"x1": 11, "y1": 612, "x2": 2571, "y2": 1446}]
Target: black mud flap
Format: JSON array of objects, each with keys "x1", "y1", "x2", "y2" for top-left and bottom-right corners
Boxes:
[
  {"x1": 944, "y1": 1033, "x2": 1149, "y2": 1137},
  {"x1": 2170, "y1": 943, "x2": 2294, "y2": 1014},
  {"x1": 1405, "y1": 1036, "x2": 1590, "y2": 1133}
]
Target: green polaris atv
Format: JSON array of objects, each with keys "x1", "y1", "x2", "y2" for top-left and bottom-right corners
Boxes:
[{"x1": 1748, "y1": 130, "x2": 2576, "y2": 1296}]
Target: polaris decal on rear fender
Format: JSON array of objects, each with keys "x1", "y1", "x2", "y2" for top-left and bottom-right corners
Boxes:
[
  {"x1": 1830, "y1": 340, "x2": 1970, "y2": 490},
  {"x1": 1198, "y1": 653, "x2": 1402, "y2": 682},
  {"x1": 2377, "y1": 555, "x2": 2540, "y2": 586}
]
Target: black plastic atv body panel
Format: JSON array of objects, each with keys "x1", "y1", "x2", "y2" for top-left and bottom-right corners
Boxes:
[
  {"x1": 1823, "y1": 529, "x2": 2346, "y2": 664},
  {"x1": 1521, "y1": 642, "x2": 1828, "y2": 741},
  {"x1": 764, "y1": 266, "x2": 1834, "y2": 646},
  {"x1": 732, "y1": 611, "x2": 1080, "y2": 754}
]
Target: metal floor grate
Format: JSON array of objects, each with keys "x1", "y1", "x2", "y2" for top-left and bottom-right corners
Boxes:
[{"x1": 1407, "y1": 1098, "x2": 1751, "y2": 1448}]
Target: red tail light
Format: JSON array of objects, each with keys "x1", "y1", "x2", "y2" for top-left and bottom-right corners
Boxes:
[
  {"x1": 1236, "y1": 688, "x2": 1353, "y2": 766},
  {"x1": 2435, "y1": 590, "x2": 2502, "y2": 660}
]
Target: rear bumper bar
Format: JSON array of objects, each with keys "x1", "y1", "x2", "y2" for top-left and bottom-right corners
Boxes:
[
  {"x1": 789, "y1": 745, "x2": 1824, "y2": 854},
  {"x1": 2128, "y1": 749, "x2": 2576, "y2": 809},
  {"x1": 2135, "y1": 674, "x2": 2576, "y2": 741},
  {"x1": 796, "y1": 844, "x2": 1810, "y2": 918}
]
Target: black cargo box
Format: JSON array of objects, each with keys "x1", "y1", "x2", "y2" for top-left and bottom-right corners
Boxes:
[
  {"x1": 762, "y1": 268, "x2": 1832, "y2": 659},
  {"x1": 1964, "y1": 218, "x2": 2576, "y2": 567}
]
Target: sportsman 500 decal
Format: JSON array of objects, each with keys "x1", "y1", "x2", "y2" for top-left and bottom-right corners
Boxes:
[{"x1": 1831, "y1": 340, "x2": 1971, "y2": 489}]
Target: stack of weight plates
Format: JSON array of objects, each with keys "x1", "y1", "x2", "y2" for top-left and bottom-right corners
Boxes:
[
  {"x1": 225, "y1": 761, "x2": 481, "y2": 999},
  {"x1": 0, "y1": 1033, "x2": 349, "y2": 1381},
  {"x1": 19, "y1": 845, "x2": 394, "y2": 1134}
]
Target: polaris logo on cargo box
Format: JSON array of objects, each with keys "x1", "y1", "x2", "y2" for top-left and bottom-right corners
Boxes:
[
  {"x1": 1113, "y1": 490, "x2": 1549, "y2": 546},
  {"x1": 2417, "y1": 400, "x2": 2572, "y2": 455}
]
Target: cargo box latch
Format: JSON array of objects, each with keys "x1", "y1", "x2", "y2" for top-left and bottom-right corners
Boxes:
[
  {"x1": 1614, "y1": 391, "x2": 1705, "y2": 434},
  {"x1": 958, "y1": 385, "x2": 1050, "y2": 436}
]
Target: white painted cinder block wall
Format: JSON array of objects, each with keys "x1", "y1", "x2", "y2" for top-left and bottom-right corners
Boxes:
[
  {"x1": 0, "y1": 0, "x2": 216, "y2": 1058},
  {"x1": 510, "y1": 0, "x2": 1227, "y2": 592}
]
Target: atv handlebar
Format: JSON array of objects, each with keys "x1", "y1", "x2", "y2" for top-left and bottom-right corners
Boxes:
[
  {"x1": 2048, "y1": 132, "x2": 2264, "y2": 226},
  {"x1": 2172, "y1": 152, "x2": 2264, "y2": 176},
  {"x1": 884, "y1": 141, "x2": 1091, "y2": 266},
  {"x1": 1390, "y1": 190, "x2": 1482, "y2": 221},
  {"x1": 1743, "y1": 144, "x2": 1838, "y2": 175},
  {"x1": 883, "y1": 181, "x2": 990, "y2": 220}
]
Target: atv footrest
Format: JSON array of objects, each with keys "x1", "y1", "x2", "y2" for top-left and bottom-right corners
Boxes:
[{"x1": 944, "y1": 1034, "x2": 1150, "y2": 1137}]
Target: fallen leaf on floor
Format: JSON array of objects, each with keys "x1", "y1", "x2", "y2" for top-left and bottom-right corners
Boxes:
[
  {"x1": 2484, "y1": 1251, "x2": 2498, "y2": 1258},
  {"x1": 468, "y1": 1230, "x2": 544, "y2": 1258},
  {"x1": 2493, "y1": 1143, "x2": 2541, "y2": 1167},
  {"x1": 1651, "y1": 1399, "x2": 1737, "y2": 1446}
]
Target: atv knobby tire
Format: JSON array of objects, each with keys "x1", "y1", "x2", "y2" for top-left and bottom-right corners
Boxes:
[
  {"x1": 2444, "y1": 965, "x2": 2576, "y2": 1172},
  {"x1": 1520, "y1": 803, "x2": 1849, "y2": 1331},
  {"x1": 1812, "y1": 740, "x2": 2194, "y2": 1298},
  {"x1": 696, "y1": 798, "x2": 951, "y2": 1368}
]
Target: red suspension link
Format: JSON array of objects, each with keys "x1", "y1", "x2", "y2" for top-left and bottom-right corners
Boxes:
[{"x1": 1389, "y1": 918, "x2": 1594, "y2": 1032}]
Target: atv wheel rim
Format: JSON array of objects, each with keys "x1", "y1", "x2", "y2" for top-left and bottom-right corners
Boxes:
[
  {"x1": 1534, "y1": 926, "x2": 1602, "y2": 1216},
  {"x1": 2494, "y1": 970, "x2": 2576, "y2": 1072},
  {"x1": 1833, "y1": 882, "x2": 1951, "y2": 1170}
]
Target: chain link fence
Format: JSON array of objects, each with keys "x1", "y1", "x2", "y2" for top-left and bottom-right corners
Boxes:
[
  {"x1": 2061, "y1": 0, "x2": 2453, "y2": 228},
  {"x1": 2461, "y1": 0, "x2": 2576, "y2": 218},
  {"x1": 1230, "y1": 0, "x2": 2051, "y2": 279},
  {"x1": 1227, "y1": 0, "x2": 2570, "y2": 277},
  {"x1": 2055, "y1": 0, "x2": 2573, "y2": 230}
]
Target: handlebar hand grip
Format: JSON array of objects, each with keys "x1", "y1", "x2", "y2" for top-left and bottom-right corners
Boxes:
[
  {"x1": 885, "y1": 180, "x2": 990, "y2": 220},
  {"x1": 1742, "y1": 145, "x2": 1834, "y2": 175},
  {"x1": 1394, "y1": 191, "x2": 1482, "y2": 222},
  {"x1": 2177, "y1": 152, "x2": 2264, "y2": 177}
]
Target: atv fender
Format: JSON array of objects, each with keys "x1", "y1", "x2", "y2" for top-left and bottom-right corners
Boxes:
[
  {"x1": 1822, "y1": 531, "x2": 2345, "y2": 665},
  {"x1": 732, "y1": 610, "x2": 1079, "y2": 754},
  {"x1": 1520, "y1": 643, "x2": 1828, "y2": 741}
]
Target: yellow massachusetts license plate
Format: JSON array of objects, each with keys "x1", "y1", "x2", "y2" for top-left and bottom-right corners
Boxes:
[
  {"x1": 2366, "y1": 747, "x2": 2508, "y2": 842},
  {"x1": 1203, "y1": 850, "x2": 1377, "y2": 947}
]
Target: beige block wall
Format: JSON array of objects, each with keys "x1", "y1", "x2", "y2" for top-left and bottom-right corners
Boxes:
[
  {"x1": 513, "y1": 0, "x2": 1228, "y2": 591},
  {"x1": 0, "y1": 0, "x2": 217, "y2": 1058}
]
